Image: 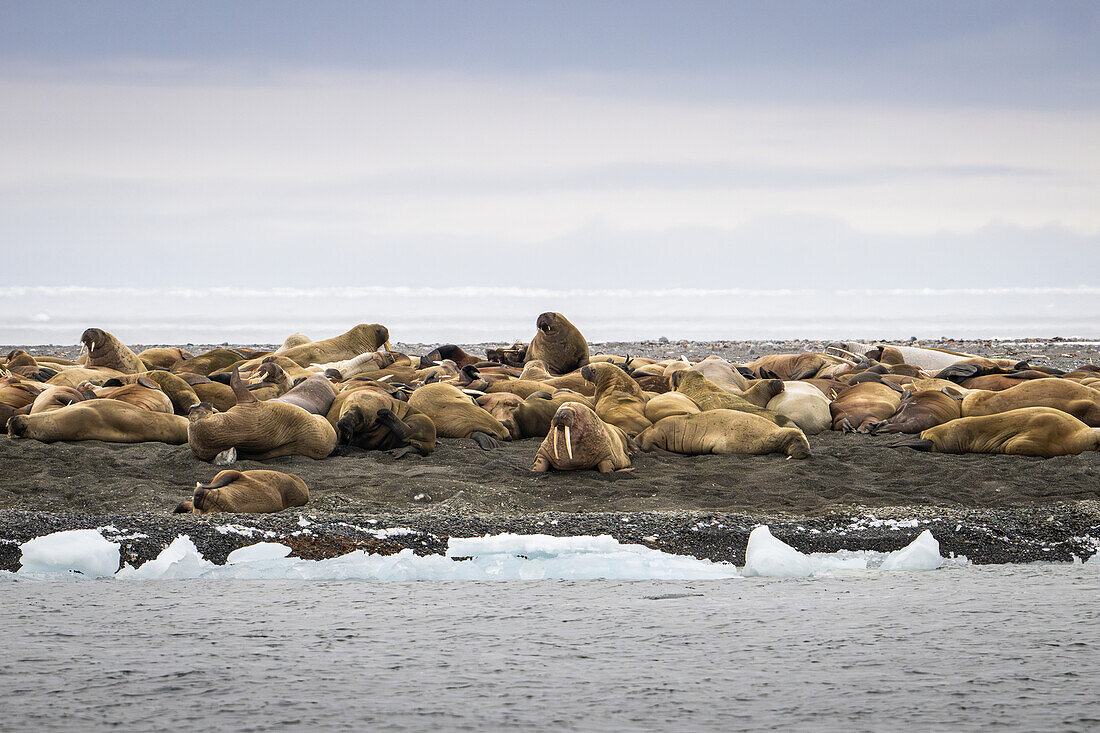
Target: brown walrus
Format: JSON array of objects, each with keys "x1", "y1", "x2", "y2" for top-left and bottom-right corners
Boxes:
[
  {"x1": 643, "y1": 391, "x2": 701, "y2": 423},
  {"x1": 102, "y1": 370, "x2": 201, "y2": 415},
  {"x1": 137, "y1": 347, "x2": 192, "y2": 370},
  {"x1": 745, "y1": 353, "x2": 854, "y2": 381},
  {"x1": 407, "y1": 382, "x2": 509, "y2": 448},
  {"x1": 637, "y1": 409, "x2": 811, "y2": 458},
  {"x1": 171, "y1": 348, "x2": 253, "y2": 376},
  {"x1": 580, "y1": 362, "x2": 652, "y2": 436},
  {"x1": 79, "y1": 379, "x2": 175, "y2": 414},
  {"x1": 0, "y1": 378, "x2": 45, "y2": 428},
  {"x1": 78, "y1": 328, "x2": 146, "y2": 374},
  {"x1": 174, "y1": 470, "x2": 310, "y2": 514},
  {"x1": 868, "y1": 390, "x2": 963, "y2": 434},
  {"x1": 28, "y1": 385, "x2": 87, "y2": 414},
  {"x1": 899, "y1": 407, "x2": 1100, "y2": 457},
  {"x1": 46, "y1": 366, "x2": 126, "y2": 389},
  {"x1": 8, "y1": 399, "x2": 188, "y2": 444},
  {"x1": 670, "y1": 371, "x2": 793, "y2": 426},
  {"x1": 531, "y1": 402, "x2": 633, "y2": 472},
  {"x1": 499, "y1": 389, "x2": 594, "y2": 439},
  {"x1": 961, "y1": 378, "x2": 1100, "y2": 426},
  {"x1": 244, "y1": 323, "x2": 390, "y2": 370},
  {"x1": 525, "y1": 312, "x2": 589, "y2": 376},
  {"x1": 186, "y1": 367, "x2": 337, "y2": 460},
  {"x1": 830, "y1": 382, "x2": 902, "y2": 432},
  {"x1": 271, "y1": 374, "x2": 336, "y2": 416},
  {"x1": 327, "y1": 388, "x2": 436, "y2": 456}
]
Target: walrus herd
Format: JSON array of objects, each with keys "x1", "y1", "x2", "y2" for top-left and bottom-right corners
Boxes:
[{"x1": 4, "y1": 313, "x2": 1100, "y2": 514}]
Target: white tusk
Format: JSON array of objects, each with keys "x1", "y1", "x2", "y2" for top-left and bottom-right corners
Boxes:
[
  {"x1": 564, "y1": 424, "x2": 573, "y2": 460},
  {"x1": 195, "y1": 481, "x2": 202, "y2": 488},
  {"x1": 89, "y1": 341, "x2": 96, "y2": 352},
  {"x1": 553, "y1": 427, "x2": 560, "y2": 460},
  {"x1": 377, "y1": 374, "x2": 393, "y2": 382},
  {"x1": 786, "y1": 455, "x2": 792, "y2": 460}
]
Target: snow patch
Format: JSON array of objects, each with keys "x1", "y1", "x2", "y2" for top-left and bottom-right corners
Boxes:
[{"x1": 215, "y1": 524, "x2": 277, "y2": 539}]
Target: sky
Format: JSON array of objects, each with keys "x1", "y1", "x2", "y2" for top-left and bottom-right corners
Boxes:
[{"x1": 1, "y1": 1, "x2": 1098, "y2": 340}]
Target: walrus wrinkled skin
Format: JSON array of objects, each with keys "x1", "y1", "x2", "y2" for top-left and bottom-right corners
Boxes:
[
  {"x1": 637, "y1": 409, "x2": 811, "y2": 459},
  {"x1": 407, "y1": 382, "x2": 509, "y2": 445},
  {"x1": 8, "y1": 400, "x2": 188, "y2": 444},
  {"x1": 327, "y1": 388, "x2": 436, "y2": 455},
  {"x1": 531, "y1": 402, "x2": 632, "y2": 472},
  {"x1": 175, "y1": 469, "x2": 309, "y2": 514},
  {"x1": 79, "y1": 328, "x2": 145, "y2": 374},
  {"x1": 904, "y1": 407, "x2": 1100, "y2": 457},
  {"x1": 525, "y1": 312, "x2": 589, "y2": 376},
  {"x1": 869, "y1": 390, "x2": 962, "y2": 434},
  {"x1": 961, "y1": 378, "x2": 1100, "y2": 426},
  {"x1": 690, "y1": 356, "x2": 749, "y2": 393},
  {"x1": 830, "y1": 382, "x2": 903, "y2": 432},
  {"x1": 186, "y1": 368, "x2": 337, "y2": 460},
  {"x1": 581, "y1": 362, "x2": 652, "y2": 436}
]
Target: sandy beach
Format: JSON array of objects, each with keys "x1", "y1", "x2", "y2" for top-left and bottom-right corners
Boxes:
[{"x1": 2, "y1": 338, "x2": 1099, "y2": 569}]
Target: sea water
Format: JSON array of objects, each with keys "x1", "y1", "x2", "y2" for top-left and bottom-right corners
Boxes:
[{"x1": 2, "y1": 564, "x2": 1098, "y2": 731}]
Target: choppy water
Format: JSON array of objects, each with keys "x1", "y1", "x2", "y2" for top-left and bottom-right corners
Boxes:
[{"x1": 3, "y1": 564, "x2": 1098, "y2": 731}]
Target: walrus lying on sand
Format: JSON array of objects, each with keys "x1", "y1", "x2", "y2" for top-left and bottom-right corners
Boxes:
[
  {"x1": 407, "y1": 382, "x2": 509, "y2": 449},
  {"x1": 637, "y1": 409, "x2": 811, "y2": 458},
  {"x1": 961, "y1": 378, "x2": 1100, "y2": 426},
  {"x1": 186, "y1": 367, "x2": 337, "y2": 460},
  {"x1": 868, "y1": 390, "x2": 963, "y2": 434},
  {"x1": 8, "y1": 399, "x2": 188, "y2": 444},
  {"x1": 174, "y1": 469, "x2": 310, "y2": 514},
  {"x1": 581, "y1": 362, "x2": 652, "y2": 436},
  {"x1": 896, "y1": 407, "x2": 1100, "y2": 457},
  {"x1": 328, "y1": 388, "x2": 436, "y2": 456},
  {"x1": 531, "y1": 402, "x2": 633, "y2": 472}
]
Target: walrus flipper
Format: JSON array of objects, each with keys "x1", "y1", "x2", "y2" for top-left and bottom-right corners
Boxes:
[
  {"x1": 888, "y1": 437, "x2": 935, "y2": 451},
  {"x1": 934, "y1": 363, "x2": 980, "y2": 383},
  {"x1": 229, "y1": 366, "x2": 257, "y2": 404},
  {"x1": 376, "y1": 408, "x2": 412, "y2": 441},
  {"x1": 469, "y1": 431, "x2": 501, "y2": 450}
]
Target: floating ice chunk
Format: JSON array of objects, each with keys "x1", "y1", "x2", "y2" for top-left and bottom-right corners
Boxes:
[
  {"x1": 880, "y1": 530, "x2": 943, "y2": 571},
  {"x1": 19, "y1": 529, "x2": 120, "y2": 577},
  {"x1": 1085, "y1": 552, "x2": 1099, "y2": 565},
  {"x1": 448, "y1": 533, "x2": 629, "y2": 558},
  {"x1": 226, "y1": 542, "x2": 293, "y2": 564},
  {"x1": 742, "y1": 526, "x2": 814, "y2": 578},
  {"x1": 117, "y1": 536, "x2": 215, "y2": 579}
]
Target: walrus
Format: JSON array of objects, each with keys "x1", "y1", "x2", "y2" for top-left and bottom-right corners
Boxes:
[
  {"x1": 186, "y1": 368, "x2": 337, "y2": 460},
  {"x1": 643, "y1": 391, "x2": 701, "y2": 423},
  {"x1": 171, "y1": 348, "x2": 253, "y2": 376},
  {"x1": 423, "y1": 345, "x2": 482, "y2": 368},
  {"x1": 8, "y1": 399, "x2": 188, "y2": 444},
  {"x1": 0, "y1": 379, "x2": 46, "y2": 428},
  {"x1": 500, "y1": 389, "x2": 595, "y2": 440},
  {"x1": 137, "y1": 347, "x2": 192, "y2": 370},
  {"x1": 961, "y1": 378, "x2": 1100, "y2": 426},
  {"x1": 525, "y1": 312, "x2": 589, "y2": 376},
  {"x1": 79, "y1": 379, "x2": 175, "y2": 414},
  {"x1": 188, "y1": 379, "x2": 238, "y2": 412},
  {"x1": 174, "y1": 470, "x2": 310, "y2": 514},
  {"x1": 484, "y1": 378, "x2": 559, "y2": 400},
  {"x1": 327, "y1": 388, "x2": 436, "y2": 456},
  {"x1": 637, "y1": 409, "x2": 811, "y2": 459},
  {"x1": 78, "y1": 328, "x2": 145, "y2": 374},
  {"x1": 830, "y1": 382, "x2": 903, "y2": 432},
  {"x1": 580, "y1": 362, "x2": 652, "y2": 436},
  {"x1": 766, "y1": 384, "x2": 831, "y2": 435},
  {"x1": 2, "y1": 350, "x2": 57, "y2": 381},
  {"x1": 101, "y1": 370, "x2": 201, "y2": 415},
  {"x1": 308, "y1": 348, "x2": 396, "y2": 380},
  {"x1": 898, "y1": 407, "x2": 1100, "y2": 457},
  {"x1": 274, "y1": 333, "x2": 312, "y2": 354},
  {"x1": 959, "y1": 372, "x2": 1058, "y2": 391},
  {"x1": 271, "y1": 374, "x2": 336, "y2": 416},
  {"x1": 670, "y1": 371, "x2": 794, "y2": 427},
  {"x1": 485, "y1": 341, "x2": 527, "y2": 367},
  {"x1": 690, "y1": 356, "x2": 749, "y2": 393},
  {"x1": 475, "y1": 392, "x2": 525, "y2": 423},
  {"x1": 28, "y1": 385, "x2": 87, "y2": 414},
  {"x1": 407, "y1": 382, "x2": 509, "y2": 448},
  {"x1": 531, "y1": 402, "x2": 633, "y2": 472},
  {"x1": 868, "y1": 390, "x2": 963, "y2": 434},
  {"x1": 745, "y1": 352, "x2": 855, "y2": 381},
  {"x1": 46, "y1": 366, "x2": 126, "y2": 389},
  {"x1": 244, "y1": 323, "x2": 390, "y2": 370}
]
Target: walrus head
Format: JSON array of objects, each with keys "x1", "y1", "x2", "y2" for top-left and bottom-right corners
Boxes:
[
  {"x1": 187, "y1": 402, "x2": 216, "y2": 422},
  {"x1": 7, "y1": 414, "x2": 28, "y2": 438},
  {"x1": 536, "y1": 312, "x2": 558, "y2": 335},
  {"x1": 80, "y1": 328, "x2": 108, "y2": 355}
]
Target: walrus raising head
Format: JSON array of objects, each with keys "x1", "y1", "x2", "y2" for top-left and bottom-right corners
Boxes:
[
  {"x1": 80, "y1": 328, "x2": 145, "y2": 374},
  {"x1": 525, "y1": 312, "x2": 589, "y2": 376}
]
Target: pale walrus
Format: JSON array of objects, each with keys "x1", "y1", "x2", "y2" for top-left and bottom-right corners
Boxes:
[
  {"x1": 186, "y1": 367, "x2": 337, "y2": 460},
  {"x1": 580, "y1": 362, "x2": 652, "y2": 436},
  {"x1": 174, "y1": 470, "x2": 310, "y2": 514},
  {"x1": 531, "y1": 402, "x2": 633, "y2": 472},
  {"x1": 407, "y1": 382, "x2": 509, "y2": 448},
  {"x1": 8, "y1": 399, "x2": 189, "y2": 444},
  {"x1": 899, "y1": 407, "x2": 1100, "y2": 458},
  {"x1": 961, "y1": 378, "x2": 1100, "y2": 426},
  {"x1": 525, "y1": 312, "x2": 589, "y2": 376},
  {"x1": 79, "y1": 328, "x2": 146, "y2": 374},
  {"x1": 637, "y1": 409, "x2": 811, "y2": 459}
]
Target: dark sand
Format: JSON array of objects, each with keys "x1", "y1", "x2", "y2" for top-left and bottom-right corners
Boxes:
[{"x1": 2, "y1": 338, "x2": 1099, "y2": 569}]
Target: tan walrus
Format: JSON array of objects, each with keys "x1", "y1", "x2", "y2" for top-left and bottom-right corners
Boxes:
[
  {"x1": 899, "y1": 407, "x2": 1100, "y2": 457},
  {"x1": 961, "y1": 378, "x2": 1100, "y2": 426},
  {"x1": 525, "y1": 312, "x2": 590, "y2": 375},
  {"x1": 78, "y1": 328, "x2": 146, "y2": 374},
  {"x1": 8, "y1": 399, "x2": 188, "y2": 444},
  {"x1": 637, "y1": 409, "x2": 811, "y2": 458},
  {"x1": 242, "y1": 323, "x2": 390, "y2": 370},
  {"x1": 531, "y1": 402, "x2": 633, "y2": 472},
  {"x1": 174, "y1": 470, "x2": 310, "y2": 514},
  {"x1": 186, "y1": 367, "x2": 337, "y2": 460},
  {"x1": 407, "y1": 382, "x2": 509, "y2": 448},
  {"x1": 137, "y1": 347, "x2": 192, "y2": 370},
  {"x1": 670, "y1": 371, "x2": 793, "y2": 426},
  {"x1": 78, "y1": 379, "x2": 175, "y2": 414},
  {"x1": 830, "y1": 381, "x2": 902, "y2": 432},
  {"x1": 580, "y1": 362, "x2": 652, "y2": 436},
  {"x1": 101, "y1": 370, "x2": 202, "y2": 415},
  {"x1": 328, "y1": 387, "x2": 436, "y2": 456}
]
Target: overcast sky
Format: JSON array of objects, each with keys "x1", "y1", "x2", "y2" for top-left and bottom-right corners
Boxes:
[{"x1": 2, "y1": 1, "x2": 1098, "y2": 296}]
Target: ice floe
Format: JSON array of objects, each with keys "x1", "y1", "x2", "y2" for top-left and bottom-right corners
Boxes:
[
  {"x1": 743, "y1": 526, "x2": 947, "y2": 578},
  {"x1": 18, "y1": 529, "x2": 120, "y2": 577}
]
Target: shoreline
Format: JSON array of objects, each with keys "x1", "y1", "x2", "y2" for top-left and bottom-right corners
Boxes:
[{"x1": 3, "y1": 338, "x2": 1099, "y2": 569}]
